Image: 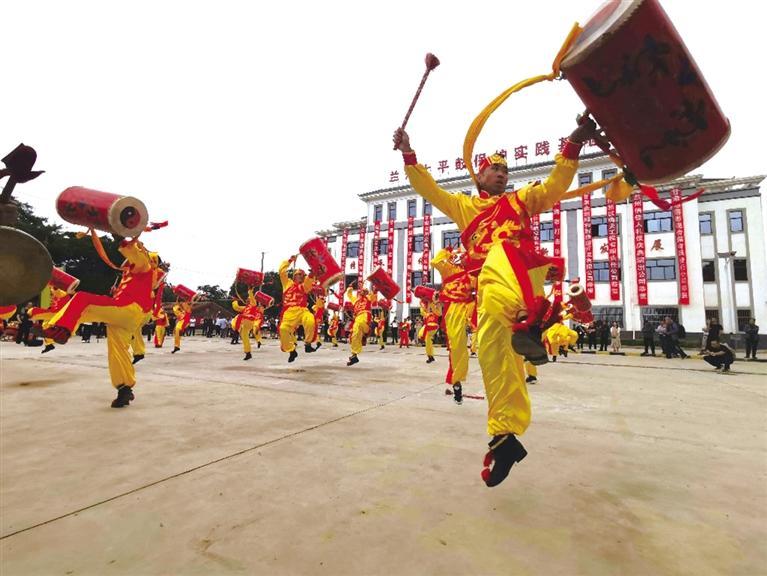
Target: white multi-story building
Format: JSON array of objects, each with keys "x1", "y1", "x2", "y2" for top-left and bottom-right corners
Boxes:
[{"x1": 317, "y1": 152, "x2": 766, "y2": 338}]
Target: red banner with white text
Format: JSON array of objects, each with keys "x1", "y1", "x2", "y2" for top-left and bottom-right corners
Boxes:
[
  {"x1": 373, "y1": 220, "x2": 381, "y2": 267},
  {"x1": 406, "y1": 216, "x2": 414, "y2": 302},
  {"x1": 670, "y1": 188, "x2": 690, "y2": 305},
  {"x1": 632, "y1": 192, "x2": 648, "y2": 306},
  {"x1": 552, "y1": 202, "x2": 562, "y2": 298},
  {"x1": 531, "y1": 214, "x2": 540, "y2": 252},
  {"x1": 339, "y1": 228, "x2": 349, "y2": 301},
  {"x1": 387, "y1": 221, "x2": 395, "y2": 277},
  {"x1": 607, "y1": 199, "x2": 620, "y2": 300},
  {"x1": 357, "y1": 224, "x2": 366, "y2": 285},
  {"x1": 422, "y1": 214, "x2": 431, "y2": 281},
  {"x1": 582, "y1": 194, "x2": 595, "y2": 298}
]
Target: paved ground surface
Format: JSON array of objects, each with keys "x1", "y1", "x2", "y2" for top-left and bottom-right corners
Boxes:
[{"x1": 1, "y1": 336, "x2": 765, "y2": 576}]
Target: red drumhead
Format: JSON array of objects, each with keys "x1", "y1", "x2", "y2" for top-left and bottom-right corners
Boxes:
[{"x1": 561, "y1": 0, "x2": 642, "y2": 68}]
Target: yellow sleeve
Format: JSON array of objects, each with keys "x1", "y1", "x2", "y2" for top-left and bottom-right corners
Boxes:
[
  {"x1": 232, "y1": 301, "x2": 245, "y2": 312},
  {"x1": 279, "y1": 260, "x2": 293, "y2": 292},
  {"x1": 517, "y1": 153, "x2": 578, "y2": 215},
  {"x1": 302, "y1": 276, "x2": 315, "y2": 293},
  {"x1": 118, "y1": 240, "x2": 151, "y2": 273},
  {"x1": 404, "y1": 163, "x2": 476, "y2": 230}
]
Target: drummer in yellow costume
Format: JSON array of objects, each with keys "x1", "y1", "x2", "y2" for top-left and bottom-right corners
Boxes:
[
  {"x1": 374, "y1": 310, "x2": 386, "y2": 350},
  {"x1": 544, "y1": 322, "x2": 579, "y2": 361},
  {"x1": 328, "y1": 312, "x2": 340, "y2": 347},
  {"x1": 394, "y1": 119, "x2": 595, "y2": 487},
  {"x1": 432, "y1": 246, "x2": 476, "y2": 405},
  {"x1": 43, "y1": 238, "x2": 158, "y2": 408},
  {"x1": 232, "y1": 288, "x2": 261, "y2": 360},
  {"x1": 130, "y1": 252, "x2": 166, "y2": 364},
  {"x1": 278, "y1": 256, "x2": 318, "y2": 363},
  {"x1": 345, "y1": 283, "x2": 377, "y2": 366},
  {"x1": 30, "y1": 284, "x2": 73, "y2": 354},
  {"x1": 311, "y1": 289, "x2": 326, "y2": 350},
  {"x1": 172, "y1": 300, "x2": 191, "y2": 353},
  {"x1": 418, "y1": 299, "x2": 440, "y2": 364},
  {"x1": 153, "y1": 307, "x2": 168, "y2": 347}
]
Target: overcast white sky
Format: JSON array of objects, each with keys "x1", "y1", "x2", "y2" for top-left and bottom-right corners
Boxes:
[{"x1": 4, "y1": 1, "x2": 761, "y2": 289}]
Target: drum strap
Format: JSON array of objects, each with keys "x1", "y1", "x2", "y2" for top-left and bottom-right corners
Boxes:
[{"x1": 77, "y1": 228, "x2": 122, "y2": 270}]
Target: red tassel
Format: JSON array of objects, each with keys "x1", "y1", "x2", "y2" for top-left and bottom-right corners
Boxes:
[
  {"x1": 145, "y1": 220, "x2": 169, "y2": 232},
  {"x1": 639, "y1": 185, "x2": 671, "y2": 210}
]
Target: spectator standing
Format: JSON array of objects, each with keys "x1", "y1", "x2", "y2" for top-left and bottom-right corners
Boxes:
[
  {"x1": 705, "y1": 318, "x2": 723, "y2": 350},
  {"x1": 587, "y1": 323, "x2": 597, "y2": 350},
  {"x1": 701, "y1": 319, "x2": 710, "y2": 353},
  {"x1": 610, "y1": 322, "x2": 621, "y2": 352},
  {"x1": 598, "y1": 320, "x2": 609, "y2": 352},
  {"x1": 641, "y1": 320, "x2": 656, "y2": 356},
  {"x1": 744, "y1": 318, "x2": 759, "y2": 360},
  {"x1": 664, "y1": 317, "x2": 689, "y2": 359},
  {"x1": 15, "y1": 303, "x2": 33, "y2": 345}
]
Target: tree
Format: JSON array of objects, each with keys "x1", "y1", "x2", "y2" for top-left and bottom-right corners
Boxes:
[{"x1": 197, "y1": 284, "x2": 228, "y2": 300}]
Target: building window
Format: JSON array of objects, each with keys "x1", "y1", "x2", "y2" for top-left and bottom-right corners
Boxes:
[
  {"x1": 704, "y1": 309, "x2": 720, "y2": 324},
  {"x1": 373, "y1": 204, "x2": 383, "y2": 222},
  {"x1": 729, "y1": 210, "x2": 744, "y2": 233},
  {"x1": 592, "y1": 260, "x2": 622, "y2": 282},
  {"x1": 346, "y1": 241, "x2": 359, "y2": 258},
  {"x1": 643, "y1": 210, "x2": 673, "y2": 233},
  {"x1": 701, "y1": 260, "x2": 716, "y2": 282},
  {"x1": 411, "y1": 271, "x2": 430, "y2": 286},
  {"x1": 461, "y1": 189, "x2": 472, "y2": 196},
  {"x1": 591, "y1": 306, "x2": 624, "y2": 326},
  {"x1": 423, "y1": 201, "x2": 432, "y2": 217},
  {"x1": 590, "y1": 216, "x2": 615, "y2": 238},
  {"x1": 539, "y1": 221, "x2": 554, "y2": 242},
  {"x1": 387, "y1": 202, "x2": 397, "y2": 221},
  {"x1": 733, "y1": 259, "x2": 748, "y2": 281},
  {"x1": 578, "y1": 172, "x2": 593, "y2": 187},
  {"x1": 602, "y1": 168, "x2": 618, "y2": 181},
  {"x1": 443, "y1": 229, "x2": 461, "y2": 249},
  {"x1": 377, "y1": 238, "x2": 389, "y2": 256},
  {"x1": 412, "y1": 234, "x2": 430, "y2": 253},
  {"x1": 642, "y1": 307, "x2": 679, "y2": 325},
  {"x1": 407, "y1": 199, "x2": 417, "y2": 218},
  {"x1": 737, "y1": 309, "x2": 752, "y2": 331},
  {"x1": 699, "y1": 213, "x2": 713, "y2": 235},
  {"x1": 646, "y1": 258, "x2": 676, "y2": 281},
  {"x1": 325, "y1": 236, "x2": 337, "y2": 243}
]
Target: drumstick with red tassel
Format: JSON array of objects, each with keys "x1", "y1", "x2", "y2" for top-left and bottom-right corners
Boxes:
[{"x1": 393, "y1": 53, "x2": 440, "y2": 150}]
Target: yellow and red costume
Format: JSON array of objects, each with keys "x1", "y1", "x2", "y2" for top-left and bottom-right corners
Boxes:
[
  {"x1": 129, "y1": 252, "x2": 165, "y2": 361},
  {"x1": 153, "y1": 307, "x2": 168, "y2": 347},
  {"x1": 403, "y1": 142, "x2": 581, "y2": 442},
  {"x1": 0, "y1": 305, "x2": 16, "y2": 322},
  {"x1": 399, "y1": 318, "x2": 411, "y2": 348},
  {"x1": 328, "y1": 313, "x2": 340, "y2": 347},
  {"x1": 278, "y1": 259, "x2": 317, "y2": 356},
  {"x1": 172, "y1": 301, "x2": 192, "y2": 351},
  {"x1": 432, "y1": 247, "x2": 476, "y2": 386},
  {"x1": 544, "y1": 322, "x2": 579, "y2": 359},
  {"x1": 346, "y1": 286, "x2": 377, "y2": 363},
  {"x1": 232, "y1": 288, "x2": 263, "y2": 358},
  {"x1": 374, "y1": 311, "x2": 386, "y2": 349},
  {"x1": 418, "y1": 301, "x2": 440, "y2": 362},
  {"x1": 30, "y1": 285, "x2": 73, "y2": 351},
  {"x1": 43, "y1": 239, "x2": 156, "y2": 404}
]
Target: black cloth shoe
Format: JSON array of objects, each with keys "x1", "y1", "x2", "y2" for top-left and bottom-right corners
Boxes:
[
  {"x1": 551, "y1": 355, "x2": 557, "y2": 362},
  {"x1": 244, "y1": 352, "x2": 252, "y2": 361},
  {"x1": 445, "y1": 387, "x2": 453, "y2": 395},
  {"x1": 453, "y1": 383, "x2": 463, "y2": 405},
  {"x1": 481, "y1": 434, "x2": 527, "y2": 487},
  {"x1": 132, "y1": 354, "x2": 144, "y2": 364},
  {"x1": 288, "y1": 350, "x2": 298, "y2": 363},
  {"x1": 511, "y1": 326, "x2": 548, "y2": 365},
  {"x1": 305, "y1": 343, "x2": 316, "y2": 354},
  {"x1": 257, "y1": 341, "x2": 261, "y2": 349},
  {"x1": 347, "y1": 354, "x2": 359, "y2": 366},
  {"x1": 314, "y1": 342, "x2": 321, "y2": 349},
  {"x1": 426, "y1": 356, "x2": 435, "y2": 363},
  {"x1": 525, "y1": 375, "x2": 537, "y2": 384},
  {"x1": 111, "y1": 385, "x2": 134, "y2": 408},
  {"x1": 172, "y1": 347, "x2": 180, "y2": 354},
  {"x1": 380, "y1": 345, "x2": 385, "y2": 350},
  {"x1": 41, "y1": 344, "x2": 55, "y2": 354}
]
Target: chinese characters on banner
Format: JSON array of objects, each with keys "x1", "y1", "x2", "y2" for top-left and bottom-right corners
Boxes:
[
  {"x1": 582, "y1": 193, "x2": 595, "y2": 299},
  {"x1": 632, "y1": 192, "x2": 648, "y2": 305},
  {"x1": 339, "y1": 228, "x2": 349, "y2": 300},
  {"x1": 406, "y1": 216, "x2": 414, "y2": 303},
  {"x1": 372, "y1": 220, "x2": 381, "y2": 267},
  {"x1": 387, "y1": 221, "x2": 395, "y2": 277},
  {"x1": 531, "y1": 214, "x2": 540, "y2": 252},
  {"x1": 607, "y1": 199, "x2": 620, "y2": 300},
  {"x1": 670, "y1": 188, "x2": 690, "y2": 304},
  {"x1": 422, "y1": 214, "x2": 431, "y2": 281},
  {"x1": 552, "y1": 202, "x2": 562, "y2": 298},
  {"x1": 357, "y1": 224, "x2": 366, "y2": 285}
]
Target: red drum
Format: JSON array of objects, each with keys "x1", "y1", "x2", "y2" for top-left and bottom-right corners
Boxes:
[
  {"x1": 56, "y1": 187, "x2": 149, "y2": 237},
  {"x1": 254, "y1": 291, "x2": 274, "y2": 307},
  {"x1": 299, "y1": 237, "x2": 343, "y2": 289},
  {"x1": 327, "y1": 301, "x2": 340, "y2": 312},
  {"x1": 560, "y1": 0, "x2": 729, "y2": 183},
  {"x1": 377, "y1": 298, "x2": 392, "y2": 310},
  {"x1": 173, "y1": 284, "x2": 197, "y2": 302},
  {"x1": 367, "y1": 267, "x2": 400, "y2": 300},
  {"x1": 566, "y1": 284, "x2": 592, "y2": 313},
  {"x1": 50, "y1": 268, "x2": 80, "y2": 294},
  {"x1": 413, "y1": 285, "x2": 437, "y2": 302},
  {"x1": 236, "y1": 268, "x2": 264, "y2": 287}
]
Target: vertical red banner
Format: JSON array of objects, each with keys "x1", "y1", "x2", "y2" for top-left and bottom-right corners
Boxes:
[
  {"x1": 582, "y1": 193, "x2": 595, "y2": 299},
  {"x1": 632, "y1": 192, "x2": 648, "y2": 305},
  {"x1": 387, "y1": 221, "x2": 395, "y2": 277},
  {"x1": 406, "y1": 216, "x2": 414, "y2": 303},
  {"x1": 552, "y1": 202, "x2": 562, "y2": 298},
  {"x1": 339, "y1": 228, "x2": 349, "y2": 301},
  {"x1": 606, "y1": 199, "x2": 620, "y2": 300},
  {"x1": 531, "y1": 214, "x2": 540, "y2": 252},
  {"x1": 422, "y1": 214, "x2": 431, "y2": 281},
  {"x1": 373, "y1": 220, "x2": 381, "y2": 267},
  {"x1": 670, "y1": 188, "x2": 690, "y2": 305},
  {"x1": 357, "y1": 224, "x2": 366, "y2": 284}
]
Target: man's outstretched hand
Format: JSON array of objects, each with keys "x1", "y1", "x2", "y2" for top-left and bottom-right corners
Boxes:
[{"x1": 392, "y1": 128, "x2": 413, "y2": 153}]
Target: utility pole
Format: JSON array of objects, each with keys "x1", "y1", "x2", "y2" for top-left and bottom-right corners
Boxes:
[
  {"x1": 717, "y1": 250, "x2": 738, "y2": 349},
  {"x1": 260, "y1": 251, "x2": 265, "y2": 273}
]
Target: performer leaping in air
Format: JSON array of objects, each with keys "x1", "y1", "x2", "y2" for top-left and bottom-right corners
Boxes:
[{"x1": 278, "y1": 255, "x2": 318, "y2": 363}]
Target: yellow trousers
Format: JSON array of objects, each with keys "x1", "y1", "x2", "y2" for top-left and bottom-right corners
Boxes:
[
  {"x1": 375, "y1": 326, "x2": 385, "y2": 348},
  {"x1": 525, "y1": 362, "x2": 537, "y2": 378},
  {"x1": 253, "y1": 329, "x2": 262, "y2": 345},
  {"x1": 545, "y1": 324, "x2": 578, "y2": 355},
  {"x1": 131, "y1": 315, "x2": 150, "y2": 356},
  {"x1": 350, "y1": 313, "x2": 370, "y2": 355},
  {"x1": 48, "y1": 301, "x2": 146, "y2": 388},
  {"x1": 239, "y1": 318, "x2": 254, "y2": 354},
  {"x1": 418, "y1": 326, "x2": 436, "y2": 357},
  {"x1": 154, "y1": 325, "x2": 166, "y2": 347},
  {"x1": 444, "y1": 301, "x2": 473, "y2": 384},
  {"x1": 174, "y1": 322, "x2": 184, "y2": 348},
  {"x1": 279, "y1": 306, "x2": 316, "y2": 353},
  {"x1": 477, "y1": 242, "x2": 549, "y2": 437}
]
